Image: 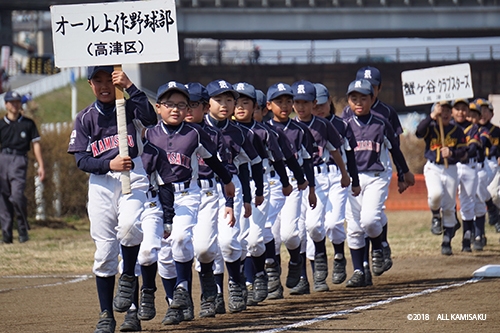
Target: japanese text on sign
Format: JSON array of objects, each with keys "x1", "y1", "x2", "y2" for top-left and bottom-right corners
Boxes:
[
  {"x1": 401, "y1": 63, "x2": 474, "y2": 107},
  {"x1": 51, "y1": 0, "x2": 179, "y2": 67}
]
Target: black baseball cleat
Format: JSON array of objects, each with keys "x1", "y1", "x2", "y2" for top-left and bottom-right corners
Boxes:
[
  {"x1": 441, "y1": 242, "x2": 453, "y2": 256},
  {"x1": 431, "y1": 217, "x2": 443, "y2": 235},
  {"x1": 488, "y1": 205, "x2": 500, "y2": 226},
  {"x1": 346, "y1": 270, "x2": 366, "y2": 288}
]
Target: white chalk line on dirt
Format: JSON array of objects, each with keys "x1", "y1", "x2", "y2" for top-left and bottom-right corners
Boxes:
[
  {"x1": 257, "y1": 277, "x2": 483, "y2": 333},
  {"x1": 0, "y1": 274, "x2": 92, "y2": 293}
]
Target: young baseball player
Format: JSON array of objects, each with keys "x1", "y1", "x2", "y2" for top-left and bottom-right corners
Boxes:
[
  {"x1": 346, "y1": 66, "x2": 406, "y2": 280},
  {"x1": 312, "y1": 83, "x2": 360, "y2": 285},
  {"x1": 477, "y1": 98, "x2": 500, "y2": 231},
  {"x1": 117, "y1": 136, "x2": 177, "y2": 331},
  {"x1": 205, "y1": 79, "x2": 263, "y2": 313},
  {"x1": 466, "y1": 101, "x2": 493, "y2": 251},
  {"x1": 145, "y1": 81, "x2": 235, "y2": 323},
  {"x1": 416, "y1": 100, "x2": 467, "y2": 255},
  {"x1": 67, "y1": 66, "x2": 157, "y2": 333},
  {"x1": 233, "y1": 82, "x2": 295, "y2": 305},
  {"x1": 0, "y1": 90, "x2": 45, "y2": 244},
  {"x1": 267, "y1": 82, "x2": 317, "y2": 295},
  {"x1": 252, "y1": 88, "x2": 308, "y2": 300},
  {"x1": 343, "y1": 79, "x2": 414, "y2": 287},
  {"x1": 292, "y1": 80, "x2": 350, "y2": 292},
  {"x1": 450, "y1": 99, "x2": 480, "y2": 252},
  {"x1": 184, "y1": 82, "x2": 234, "y2": 318}
]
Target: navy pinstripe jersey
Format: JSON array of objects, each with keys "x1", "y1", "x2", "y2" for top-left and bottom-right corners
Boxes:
[
  {"x1": 204, "y1": 115, "x2": 261, "y2": 175},
  {"x1": 267, "y1": 118, "x2": 315, "y2": 166},
  {"x1": 345, "y1": 113, "x2": 399, "y2": 172},
  {"x1": 145, "y1": 122, "x2": 217, "y2": 182},
  {"x1": 67, "y1": 85, "x2": 157, "y2": 160},
  {"x1": 296, "y1": 115, "x2": 343, "y2": 166}
]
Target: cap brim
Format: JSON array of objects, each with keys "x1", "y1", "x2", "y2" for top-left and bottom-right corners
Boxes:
[
  {"x1": 157, "y1": 87, "x2": 190, "y2": 101},
  {"x1": 347, "y1": 88, "x2": 372, "y2": 95},
  {"x1": 316, "y1": 96, "x2": 328, "y2": 104}
]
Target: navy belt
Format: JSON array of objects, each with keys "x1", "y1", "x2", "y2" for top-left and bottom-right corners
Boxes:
[
  {"x1": 173, "y1": 181, "x2": 190, "y2": 192},
  {"x1": 270, "y1": 170, "x2": 276, "y2": 177},
  {"x1": 197, "y1": 178, "x2": 215, "y2": 188},
  {"x1": 1, "y1": 148, "x2": 27, "y2": 156}
]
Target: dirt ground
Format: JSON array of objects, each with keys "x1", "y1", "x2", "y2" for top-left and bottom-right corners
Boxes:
[{"x1": 1, "y1": 250, "x2": 499, "y2": 333}]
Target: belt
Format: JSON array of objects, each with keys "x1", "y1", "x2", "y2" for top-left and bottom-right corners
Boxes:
[
  {"x1": 197, "y1": 178, "x2": 215, "y2": 189},
  {"x1": 172, "y1": 180, "x2": 190, "y2": 192},
  {"x1": 327, "y1": 164, "x2": 338, "y2": 172},
  {"x1": 147, "y1": 190, "x2": 157, "y2": 199},
  {"x1": 1, "y1": 148, "x2": 27, "y2": 156},
  {"x1": 314, "y1": 164, "x2": 326, "y2": 175},
  {"x1": 270, "y1": 170, "x2": 276, "y2": 177}
]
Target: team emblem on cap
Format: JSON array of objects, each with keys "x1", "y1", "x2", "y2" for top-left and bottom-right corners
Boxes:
[
  {"x1": 168, "y1": 81, "x2": 177, "y2": 88},
  {"x1": 235, "y1": 83, "x2": 245, "y2": 91},
  {"x1": 277, "y1": 83, "x2": 286, "y2": 91},
  {"x1": 218, "y1": 81, "x2": 229, "y2": 89},
  {"x1": 297, "y1": 85, "x2": 306, "y2": 94},
  {"x1": 364, "y1": 70, "x2": 372, "y2": 79},
  {"x1": 355, "y1": 81, "x2": 362, "y2": 88}
]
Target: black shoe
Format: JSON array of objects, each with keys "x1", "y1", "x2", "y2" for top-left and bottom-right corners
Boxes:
[
  {"x1": 119, "y1": 309, "x2": 141, "y2": 332},
  {"x1": 253, "y1": 274, "x2": 269, "y2": 303},
  {"x1": 371, "y1": 249, "x2": 385, "y2": 276},
  {"x1": 382, "y1": 245, "x2": 393, "y2": 272},
  {"x1": 215, "y1": 293, "x2": 226, "y2": 314},
  {"x1": 94, "y1": 310, "x2": 116, "y2": 333},
  {"x1": 495, "y1": 222, "x2": 500, "y2": 233},
  {"x1": 265, "y1": 260, "x2": 281, "y2": 293},
  {"x1": 170, "y1": 286, "x2": 190, "y2": 310},
  {"x1": 161, "y1": 307, "x2": 182, "y2": 326},
  {"x1": 286, "y1": 256, "x2": 302, "y2": 289},
  {"x1": 346, "y1": 270, "x2": 366, "y2": 288},
  {"x1": 182, "y1": 296, "x2": 194, "y2": 321},
  {"x1": 289, "y1": 277, "x2": 310, "y2": 295},
  {"x1": 441, "y1": 242, "x2": 453, "y2": 255},
  {"x1": 137, "y1": 288, "x2": 155, "y2": 321},
  {"x1": 313, "y1": 253, "x2": 328, "y2": 284},
  {"x1": 473, "y1": 237, "x2": 484, "y2": 251},
  {"x1": 461, "y1": 239, "x2": 472, "y2": 252},
  {"x1": 113, "y1": 274, "x2": 136, "y2": 313},
  {"x1": 18, "y1": 228, "x2": 29, "y2": 243},
  {"x1": 431, "y1": 216, "x2": 443, "y2": 235},
  {"x1": 227, "y1": 281, "x2": 246, "y2": 313},
  {"x1": 332, "y1": 257, "x2": 347, "y2": 284},
  {"x1": 363, "y1": 263, "x2": 373, "y2": 286}
]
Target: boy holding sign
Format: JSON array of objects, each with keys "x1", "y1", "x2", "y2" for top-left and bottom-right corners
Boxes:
[{"x1": 68, "y1": 66, "x2": 157, "y2": 333}]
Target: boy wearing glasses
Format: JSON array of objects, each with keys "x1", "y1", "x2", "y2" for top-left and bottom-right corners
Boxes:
[{"x1": 145, "y1": 81, "x2": 234, "y2": 324}]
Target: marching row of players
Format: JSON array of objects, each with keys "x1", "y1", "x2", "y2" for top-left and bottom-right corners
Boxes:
[
  {"x1": 73, "y1": 65, "x2": 485, "y2": 333},
  {"x1": 416, "y1": 98, "x2": 500, "y2": 255}
]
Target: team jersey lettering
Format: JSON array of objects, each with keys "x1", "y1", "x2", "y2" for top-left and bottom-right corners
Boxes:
[
  {"x1": 167, "y1": 152, "x2": 191, "y2": 168},
  {"x1": 90, "y1": 134, "x2": 134, "y2": 157},
  {"x1": 354, "y1": 140, "x2": 380, "y2": 153},
  {"x1": 430, "y1": 137, "x2": 458, "y2": 150}
]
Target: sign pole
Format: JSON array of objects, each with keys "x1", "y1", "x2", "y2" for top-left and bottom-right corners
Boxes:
[
  {"x1": 114, "y1": 64, "x2": 131, "y2": 194},
  {"x1": 437, "y1": 116, "x2": 449, "y2": 168}
]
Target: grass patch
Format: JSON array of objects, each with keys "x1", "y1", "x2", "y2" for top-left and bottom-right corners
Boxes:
[{"x1": 26, "y1": 78, "x2": 96, "y2": 123}]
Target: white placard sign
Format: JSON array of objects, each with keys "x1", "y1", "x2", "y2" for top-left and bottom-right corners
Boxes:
[
  {"x1": 50, "y1": 0, "x2": 178, "y2": 67},
  {"x1": 401, "y1": 63, "x2": 473, "y2": 107}
]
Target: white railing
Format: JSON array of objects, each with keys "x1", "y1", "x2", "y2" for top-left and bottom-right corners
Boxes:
[{"x1": 0, "y1": 67, "x2": 86, "y2": 110}]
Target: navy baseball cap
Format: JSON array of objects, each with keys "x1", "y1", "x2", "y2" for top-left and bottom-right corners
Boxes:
[
  {"x1": 206, "y1": 79, "x2": 239, "y2": 99},
  {"x1": 185, "y1": 82, "x2": 209, "y2": 102},
  {"x1": 4, "y1": 90, "x2": 22, "y2": 102},
  {"x1": 314, "y1": 83, "x2": 330, "y2": 105},
  {"x1": 256, "y1": 90, "x2": 266, "y2": 109},
  {"x1": 156, "y1": 81, "x2": 190, "y2": 101},
  {"x1": 234, "y1": 82, "x2": 256, "y2": 100},
  {"x1": 87, "y1": 66, "x2": 113, "y2": 80},
  {"x1": 356, "y1": 66, "x2": 382, "y2": 86},
  {"x1": 347, "y1": 79, "x2": 374, "y2": 96},
  {"x1": 267, "y1": 83, "x2": 293, "y2": 101},
  {"x1": 292, "y1": 80, "x2": 316, "y2": 101}
]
